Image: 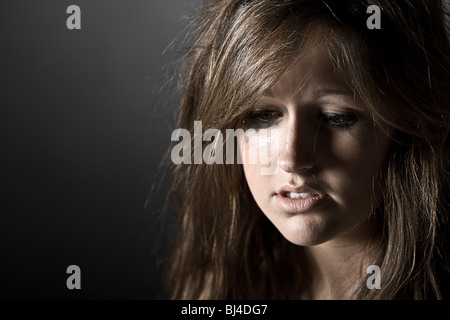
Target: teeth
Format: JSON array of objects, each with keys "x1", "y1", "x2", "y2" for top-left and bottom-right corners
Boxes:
[{"x1": 285, "y1": 192, "x2": 314, "y2": 199}]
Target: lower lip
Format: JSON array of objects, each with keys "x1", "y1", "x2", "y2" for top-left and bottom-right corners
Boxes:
[{"x1": 274, "y1": 193, "x2": 331, "y2": 213}]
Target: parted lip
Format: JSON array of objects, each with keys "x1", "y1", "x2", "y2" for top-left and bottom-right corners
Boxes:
[
  {"x1": 274, "y1": 184, "x2": 331, "y2": 213},
  {"x1": 276, "y1": 184, "x2": 325, "y2": 197}
]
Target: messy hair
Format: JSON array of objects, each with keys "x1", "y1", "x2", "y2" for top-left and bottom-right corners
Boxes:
[{"x1": 163, "y1": 0, "x2": 450, "y2": 299}]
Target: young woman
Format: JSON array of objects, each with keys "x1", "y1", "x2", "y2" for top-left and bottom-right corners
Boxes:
[{"x1": 162, "y1": 0, "x2": 450, "y2": 299}]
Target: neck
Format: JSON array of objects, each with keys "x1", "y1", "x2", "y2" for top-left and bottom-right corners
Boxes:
[{"x1": 299, "y1": 219, "x2": 381, "y2": 299}]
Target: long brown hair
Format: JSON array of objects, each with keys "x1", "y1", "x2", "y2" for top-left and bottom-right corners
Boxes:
[{"x1": 161, "y1": 0, "x2": 450, "y2": 299}]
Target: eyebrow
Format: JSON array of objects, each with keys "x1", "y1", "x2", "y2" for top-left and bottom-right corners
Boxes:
[
  {"x1": 259, "y1": 88, "x2": 357, "y2": 104},
  {"x1": 312, "y1": 88, "x2": 355, "y2": 99}
]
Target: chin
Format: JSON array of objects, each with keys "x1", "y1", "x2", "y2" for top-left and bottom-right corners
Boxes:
[
  {"x1": 283, "y1": 234, "x2": 331, "y2": 247},
  {"x1": 277, "y1": 220, "x2": 336, "y2": 247}
]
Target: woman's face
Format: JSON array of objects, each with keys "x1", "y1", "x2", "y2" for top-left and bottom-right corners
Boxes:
[{"x1": 241, "y1": 42, "x2": 391, "y2": 247}]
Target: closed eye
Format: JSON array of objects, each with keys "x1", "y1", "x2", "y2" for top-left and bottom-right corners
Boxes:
[
  {"x1": 242, "y1": 109, "x2": 283, "y2": 129},
  {"x1": 321, "y1": 112, "x2": 358, "y2": 129}
]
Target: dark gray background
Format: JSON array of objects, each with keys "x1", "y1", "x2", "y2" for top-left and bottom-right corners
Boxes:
[
  {"x1": 1, "y1": 0, "x2": 449, "y2": 300},
  {"x1": 1, "y1": 0, "x2": 199, "y2": 299}
]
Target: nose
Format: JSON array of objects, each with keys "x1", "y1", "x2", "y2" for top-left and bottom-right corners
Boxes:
[{"x1": 278, "y1": 116, "x2": 316, "y2": 174}]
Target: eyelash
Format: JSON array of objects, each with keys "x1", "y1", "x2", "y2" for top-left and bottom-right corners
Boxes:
[
  {"x1": 321, "y1": 112, "x2": 358, "y2": 129},
  {"x1": 242, "y1": 110, "x2": 358, "y2": 129},
  {"x1": 242, "y1": 110, "x2": 281, "y2": 129}
]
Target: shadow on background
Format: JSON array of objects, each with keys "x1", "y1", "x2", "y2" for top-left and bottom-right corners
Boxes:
[{"x1": 0, "y1": 0, "x2": 198, "y2": 299}]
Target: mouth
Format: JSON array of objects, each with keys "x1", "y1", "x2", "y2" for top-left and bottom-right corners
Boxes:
[
  {"x1": 283, "y1": 191, "x2": 318, "y2": 199},
  {"x1": 274, "y1": 185, "x2": 331, "y2": 213}
]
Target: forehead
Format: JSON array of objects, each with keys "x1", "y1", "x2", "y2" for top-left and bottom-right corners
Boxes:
[{"x1": 265, "y1": 41, "x2": 352, "y2": 100}]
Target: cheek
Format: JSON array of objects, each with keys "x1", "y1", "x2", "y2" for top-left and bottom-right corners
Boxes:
[
  {"x1": 242, "y1": 162, "x2": 270, "y2": 212},
  {"x1": 240, "y1": 140, "x2": 277, "y2": 205},
  {"x1": 239, "y1": 129, "x2": 280, "y2": 175},
  {"x1": 325, "y1": 132, "x2": 390, "y2": 209}
]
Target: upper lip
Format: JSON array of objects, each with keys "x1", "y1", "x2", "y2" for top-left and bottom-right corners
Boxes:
[{"x1": 276, "y1": 184, "x2": 324, "y2": 197}]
